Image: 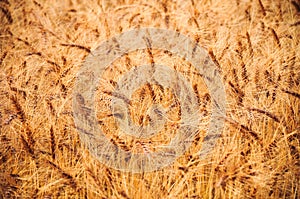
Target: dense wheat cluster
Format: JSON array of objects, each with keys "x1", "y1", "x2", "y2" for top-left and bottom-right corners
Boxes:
[{"x1": 0, "y1": 0, "x2": 299, "y2": 198}]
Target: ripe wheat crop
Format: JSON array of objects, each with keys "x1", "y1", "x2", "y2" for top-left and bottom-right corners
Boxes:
[{"x1": 0, "y1": 0, "x2": 299, "y2": 198}]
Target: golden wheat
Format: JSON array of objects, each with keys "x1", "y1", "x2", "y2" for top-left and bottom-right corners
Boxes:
[{"x1": 0, "y1": 0, "x2": 299, "y2": 198}]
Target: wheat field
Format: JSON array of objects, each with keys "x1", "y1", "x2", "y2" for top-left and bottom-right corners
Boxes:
[{"x1": 0, "y1": 0, "x2": 300, "y2": 198}]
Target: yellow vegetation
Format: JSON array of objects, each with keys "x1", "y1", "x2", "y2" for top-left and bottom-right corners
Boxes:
[{"x1": 0, "y1": 0, "x2": 299, "y2": 198}]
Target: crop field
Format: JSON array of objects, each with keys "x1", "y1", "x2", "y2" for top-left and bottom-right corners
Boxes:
[{"x1": 0, "y1": 0, "x2": 299, "y2": 198}]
